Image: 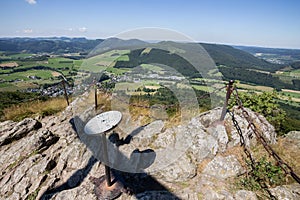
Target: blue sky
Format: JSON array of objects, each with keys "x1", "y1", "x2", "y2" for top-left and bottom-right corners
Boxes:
[{"x1": 0, "y1": 0, "x2": 299, "y2": 48}]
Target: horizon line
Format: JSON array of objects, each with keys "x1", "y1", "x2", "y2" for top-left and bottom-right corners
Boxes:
[{"x1": 0, "y1": 36, "x2": 300, "y2": 50}]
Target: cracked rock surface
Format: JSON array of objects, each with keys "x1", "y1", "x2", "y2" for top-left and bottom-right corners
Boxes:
[{"x1": 0, "y1": 98, "x2": 298, "y2": 200}]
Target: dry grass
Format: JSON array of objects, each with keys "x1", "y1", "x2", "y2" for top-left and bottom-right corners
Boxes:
[
  {"x1": 197, "y1": 158, "x2": 212, "y2": 174},
  {"x1": 272, "y1": 137, "x2": 300, "y2": 181},
  {"x1": 220, "y1": 146, "x2": 248, "y2": 170},
  {"x1": 4, "y1": 97, "x2": 68, "y2": 121},
  {"x1": 250, "y1": 136, "x2": 300, "y2": 184}
]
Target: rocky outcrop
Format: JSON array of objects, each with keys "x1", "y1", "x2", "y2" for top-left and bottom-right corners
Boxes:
[
  {"x1": 269, "y1": 183, "x2": 300, "y2": 200},
  {"x1": 286, "y1": 131, "x2": 300, "y2": 148},
  {"x1": 0, "y1": 97, "x2": 289, "y2": 200},
  {"x1": 0, "y1": 118, "x2": 42, "y2": 146}
]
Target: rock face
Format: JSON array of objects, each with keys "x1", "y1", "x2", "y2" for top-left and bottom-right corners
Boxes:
[
  {"x1": 286, "y1": 131, "x2": 300, "y2": 148},
  {"x1": 202, "y1": 155, "x2": 245, "y2": 179},
  {"x1": 269, "y1": 183, "x2": 300, "y2": 200},
  {"x1": 0, "y1": 97, "x2": 289, "y2": 200},
  {"x1": 0, "y1": 118, "x2": 42, "y2": 146}
]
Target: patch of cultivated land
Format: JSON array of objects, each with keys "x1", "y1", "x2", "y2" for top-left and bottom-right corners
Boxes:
[
  {"x1": 237, "y1": 83, "x2": 274, "y2": 92},
  {"x1": 282, "y1": 89, "x2": 300, "y2": 94}
]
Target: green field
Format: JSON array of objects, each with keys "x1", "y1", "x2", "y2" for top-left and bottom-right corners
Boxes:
[
  {"x1": 9, "y1": 53, "x2": 33, "y2": 59},
  {"x1": 237, "y1": 83, "x2": 274, "y2": 92},
  {"x1": 140, "y1": 64, "x2": 164, "y2": 72},
  {"x1": 106, "y1": 67, "x2": 130, "y2": 75},
  {"x1": 0, "y1": 53, "x2": 33, "y2": 60},
  {"x1": 45, "y1": 57, "x2": 74, "y2": 69},
  {"x1": 114, "y1": 82, "x2": 143, "y2": 92},
  {"x1": 280, "y1": 90, "x2": 300, "y2": 98},
  {"x1": 191, "y1": 84, "x2": 211, "y2": 92},
  {"x1": 79, "y1": 50, "x2": 130, "y2": 72},
  {"x1": 0, "y1": 70, "x2": 54, "y2": 81}
]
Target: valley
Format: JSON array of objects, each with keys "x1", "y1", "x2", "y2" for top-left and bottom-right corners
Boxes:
[{"x1": 0, "y1": 37, "x2": 299, "y2": 132}]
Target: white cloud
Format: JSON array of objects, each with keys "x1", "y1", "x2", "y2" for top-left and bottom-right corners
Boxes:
[
  {"x1": 26, "y1": 0, "x2": 37, "y2": 5},
  {"x1": 78, "y1": 27, "x2": 87, "y2": 32},
  {"x1": 23, "y1": 29, "x2": 33, "y2": 34}
]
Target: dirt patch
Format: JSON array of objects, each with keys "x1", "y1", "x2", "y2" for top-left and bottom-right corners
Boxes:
[
  {"x1": 51, "y1": 71, "x2": 61, "y2": 77},
  {"x1": 282, "y1": 89, "x2": 300, "y2": 94},
  {"x1": 0, "y1": 62, "x2": 19, "y2": 68}
]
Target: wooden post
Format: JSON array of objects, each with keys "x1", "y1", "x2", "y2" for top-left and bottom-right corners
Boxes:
[
  {"x1": 62, "y1": 79, "x2": 69, "y2": 106},
  {"x1": 220, "y1": 80, "x2": 234, "y2": 121},
  {"x1": 94, "y1": 79, "x2": 98, "y2": 110}
]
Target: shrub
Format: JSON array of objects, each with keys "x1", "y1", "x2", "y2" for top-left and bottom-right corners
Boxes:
[{"x1": 239, "y1": 157, "x2": 285, "y2": 195}]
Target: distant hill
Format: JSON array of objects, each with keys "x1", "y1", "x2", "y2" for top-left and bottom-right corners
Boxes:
[
  {"x1": 114, "y1": 48, "x2": 201, "y2": 77},
  {"x1": 0, "y1": 37, "x2": 284, "y2": 72},
  {"x1": 200, "y1": 43, "x2": 283, "y2": 72},
  {"x1": 234, "y1": 45, "x2": 300, "y2": 65},
  {"x1": 88, "y1": 37, "x2": 148, "y2": 57},
  {"x1": 1, "y1": 37, "x2": 298, "y2": 89},
  {"x1": 0, "y1": 37, "x2": 103, "y2": 54},
  {"x1": 234, "y1": 45, "x2": 300, "y2": 56}
]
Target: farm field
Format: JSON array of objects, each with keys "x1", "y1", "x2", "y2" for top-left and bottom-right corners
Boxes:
[{"x1": 236, "y1": 83, "x2": 274, "y2": 92}]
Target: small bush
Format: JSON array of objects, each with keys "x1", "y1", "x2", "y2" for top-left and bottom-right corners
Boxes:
[{"x1": 239, "y1": 157, "x2": 285, "y2": 191}]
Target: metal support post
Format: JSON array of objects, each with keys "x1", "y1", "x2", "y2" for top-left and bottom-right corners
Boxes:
[{"x1": 220, "y1": 80, "x2": 234, "y2": 121}]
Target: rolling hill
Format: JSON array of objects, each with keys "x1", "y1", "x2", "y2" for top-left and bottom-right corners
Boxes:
[
  {"x1": 0, "y1": 37, "x2": 284, "y2": 72},
  {"x1": 2, "y1": 37, "x2": 299, "y2": 90},
  {"x1": 201, "y1": 43, "x2": 283, "y2": 72},
  {"x1": 0, "y1": 37, "x2": 103, "y2": 54}
]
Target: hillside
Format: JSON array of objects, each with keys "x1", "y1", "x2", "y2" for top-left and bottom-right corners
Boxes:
[
  {"x1": 0, "y1": 37, "x2": 299, "y2": 90},
  {"x1": 0, "y1": 37, "x2": 103, "y2": 54},
  {"x1": 0, "y1": 37, "x2": 283, "y2": 72},
  {"x1": 201, "y1": 43, "x2": 283, "y2": 72},
  {"x1": 234, "y1": 45, "x2": 300, "y2": 65},
  {"x1": 114, "y1": 48, "x2": 201, "y2": 78}
]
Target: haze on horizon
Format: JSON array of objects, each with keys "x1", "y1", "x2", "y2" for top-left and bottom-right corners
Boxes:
[{"x1": 0, "y1": 0, "x2": 299, "y2": 49}]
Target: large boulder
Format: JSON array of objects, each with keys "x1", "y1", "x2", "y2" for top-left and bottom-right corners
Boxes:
[{"x1": 226, "y1": 107, "x2": 276, "y2": 148}]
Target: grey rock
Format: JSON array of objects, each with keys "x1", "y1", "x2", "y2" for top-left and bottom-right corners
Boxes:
[
  {"x1": 203, "y1": 189, "x2": 234, "y2": 200},
  {"x1": 130, "y1": 120, "x2": 164, "y2": 148},
  {"x1": 269, "y1": 183, "x2": 300, "y2": 200},
  {"x1": 286, "y1": 131, "x2": 300, "y2": 140},
  {"x1": 130, "y1": 191, "x2": 181, "y2": 200},
  {"x1": 0, "y1": 92, "x2": 282, "y2": 200},
  {"x1": 196, "y1": 174, "x2": 235, "y2": 200},
  {"x1": 152, "y1": 153, "x2": 196, "y2": 182},
  {"x1": 0, "y1": 118, "x2": 42, "y2": 146},
  {"x1": 203, "y1": 155, "x2": 245, "y2": 179},
  {"x1": 226, "y1": 106, "x2": 276, "y2": 148},
  {"x1": 207, "y1": 123, "x2": 228, "y2": 152},
  {"x1": 285, "y1": 131, "x2": 300, "y2": 148},
  {"x1": 0, "y1": 120, "x2": 15, "y2": 133},
  {"x1": 234, "y1": 190, "x2": 258, "y2": 200}
]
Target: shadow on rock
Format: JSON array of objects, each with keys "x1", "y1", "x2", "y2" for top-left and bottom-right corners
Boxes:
[
  {"x1": 71, "y1": 116, "x2": 181, "y2": 199},
  {"x1": 40, "y1": 155, "x2": 97, "y2": 200}
]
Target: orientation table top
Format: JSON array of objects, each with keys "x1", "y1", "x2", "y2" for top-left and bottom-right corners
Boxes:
[{"x1": 84, "y1": 111, "x2": 122, "y2": 135}]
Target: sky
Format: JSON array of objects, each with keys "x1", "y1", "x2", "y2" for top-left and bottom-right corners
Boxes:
[{"x1": 0, "y1": 0, "x2": 299, "y2": 49}]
